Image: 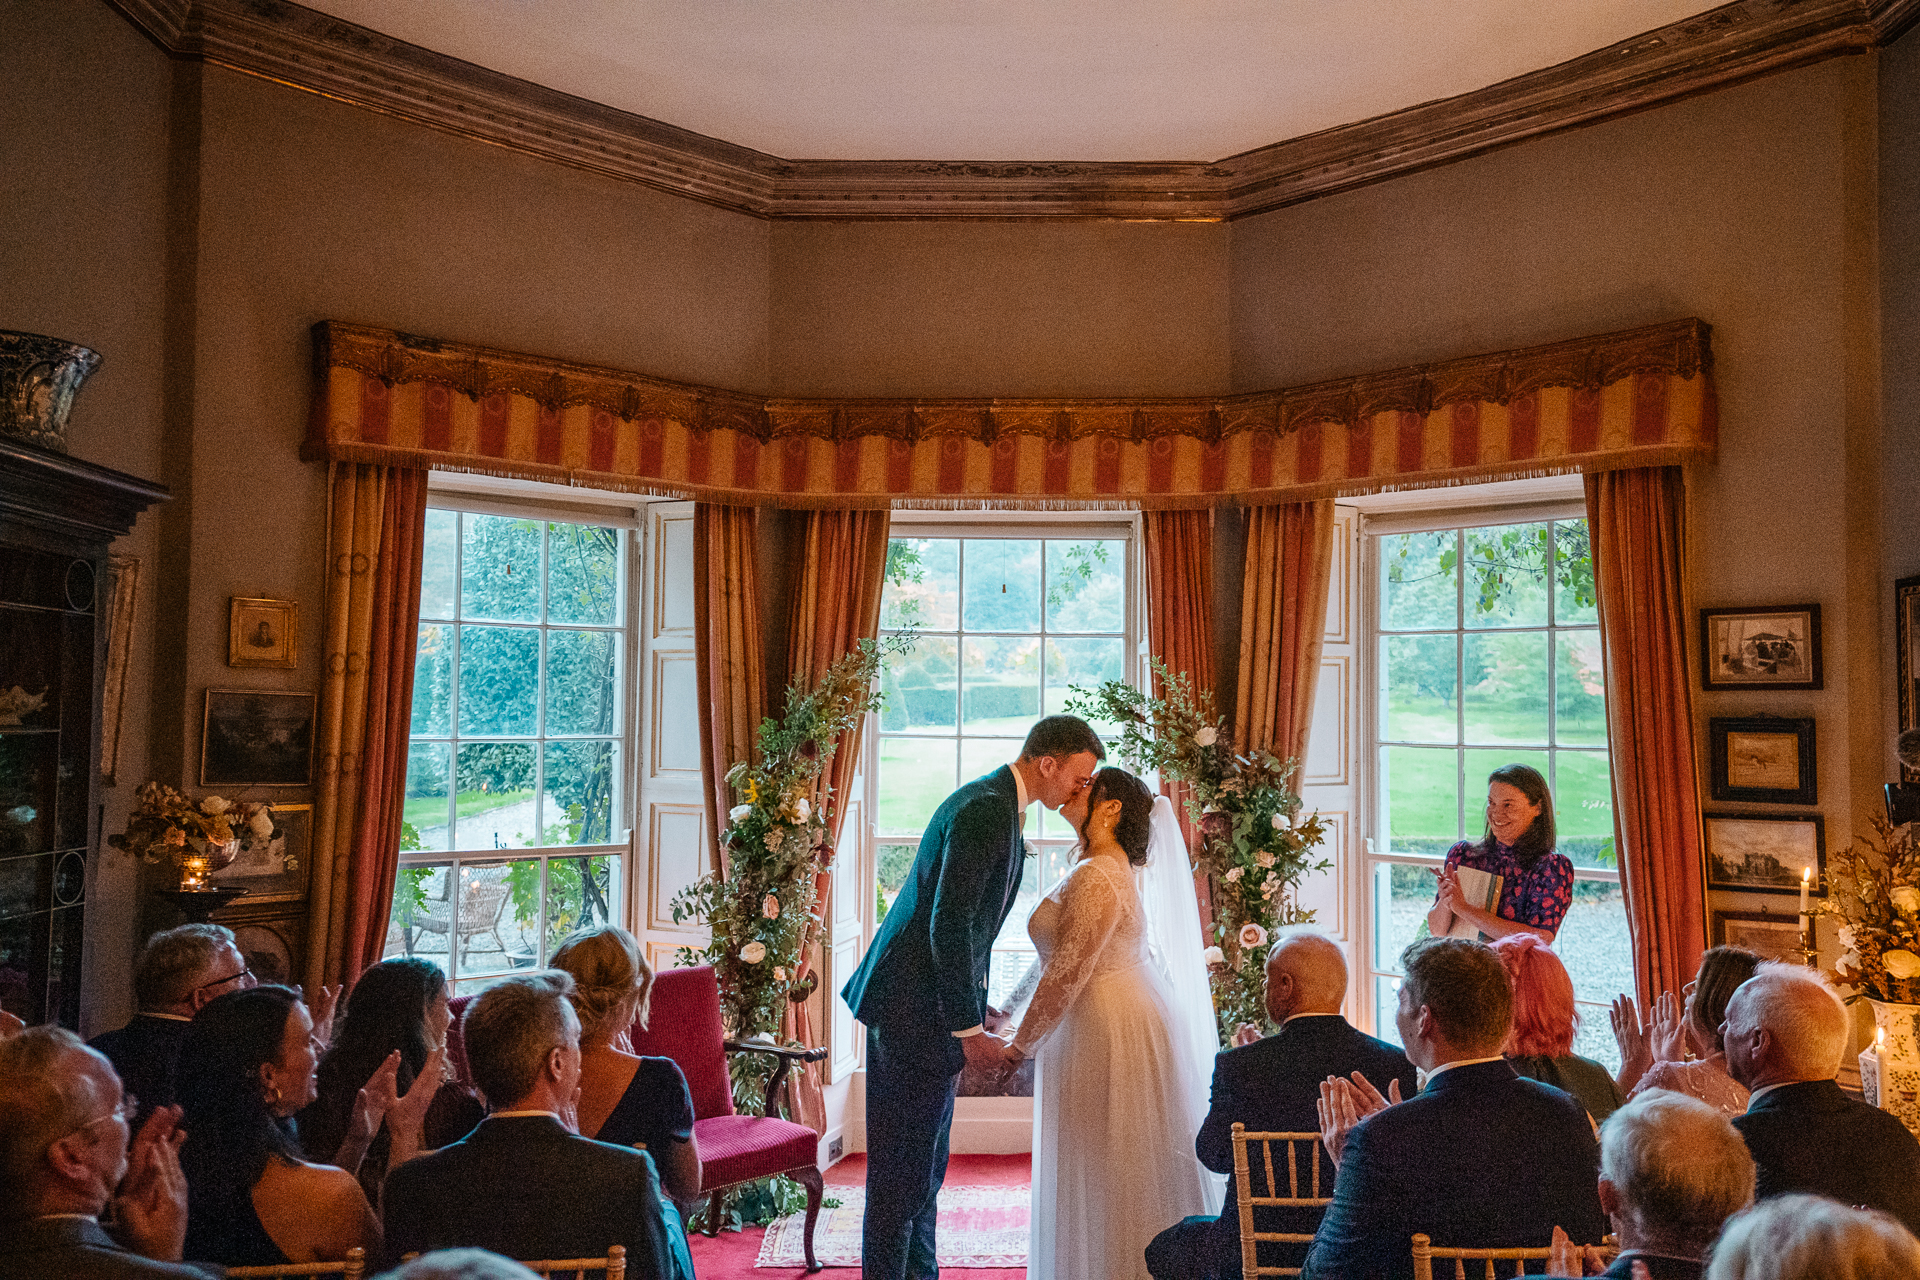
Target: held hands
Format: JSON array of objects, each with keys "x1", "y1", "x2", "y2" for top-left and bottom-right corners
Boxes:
[
  {"x1": 115, "y1": 1105, "x2": 189, "y2": 1262},
  {"x1": 1315, "y1": 1070, "x2": 1401, "y2": 1170},
  {"x1": 960, "y1": 1029, "x2": 1013, "y2": 1081},
  {"x1": 983, "y1": 1004, "x2": 1012, "y2": 1035}
]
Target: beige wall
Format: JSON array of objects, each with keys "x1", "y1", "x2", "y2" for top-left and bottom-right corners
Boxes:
[{"x1": 1882, "y1": 24, "x2": 1920, "y2": 771}]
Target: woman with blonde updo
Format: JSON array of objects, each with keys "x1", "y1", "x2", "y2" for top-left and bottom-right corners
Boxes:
[{"x1": 549, "y1": 925, "x2": 701, "y2": 1208}]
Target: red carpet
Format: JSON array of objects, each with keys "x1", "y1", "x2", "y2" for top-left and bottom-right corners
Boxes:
[{"x1": 686, "y1": 1154, "x2": 1030, "y2": 1278}]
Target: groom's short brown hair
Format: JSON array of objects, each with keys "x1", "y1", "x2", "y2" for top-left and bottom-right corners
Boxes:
[
  {"x1": 1400, "y1": 937, "x2": 1512, "y2": 1053},
  {"x1": 1019, "y1": 715, "x2": 1106, "y2": 763}
]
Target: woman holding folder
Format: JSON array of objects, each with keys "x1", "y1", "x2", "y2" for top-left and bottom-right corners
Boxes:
[{"x1": 1425, "y1": 764, "x2": 1574, "y2": 944}]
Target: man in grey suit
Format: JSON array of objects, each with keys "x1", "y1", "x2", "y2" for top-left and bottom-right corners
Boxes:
[
  {"x1": 841, "y1": 715, "x2": 1104, "y2": 1280},
  {"x1": 0, "y1": 1026, "x2": 214, "y2": 1279}
]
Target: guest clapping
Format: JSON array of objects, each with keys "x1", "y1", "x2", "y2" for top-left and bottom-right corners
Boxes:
[
  {"x1": 1704, "y1": 1194, "x2": 1920, "y2": 1280},
  {"x1": 176, "y1": 986, "x2": 402, "y2": 1266},
  {"x1": 549, "y1": 926, "x2": 701, "y2": 1208},
  {"x1": 1493, "y1": 934, "x2": 1623, "y2": 1124},
  {"x1": 300, "y1": 958, "x2": 482, "y2": 1208},
  {"x1": 1427, "y1": 764, "x2": 1574, "y2": 943},
  {"x1": 1610, "y1": 946, "x2": 1758, "y2": 1116}
]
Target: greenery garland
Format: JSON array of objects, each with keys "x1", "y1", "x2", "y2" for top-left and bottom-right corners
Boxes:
[{"x1": 1066, "y1": 660, "x2": 1328, "y2": 1042}]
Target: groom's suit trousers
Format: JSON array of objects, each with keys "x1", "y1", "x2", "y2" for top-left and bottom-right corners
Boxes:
[{"x1": 862, "y1": 1024, "x2": 963, "y2": 1280}]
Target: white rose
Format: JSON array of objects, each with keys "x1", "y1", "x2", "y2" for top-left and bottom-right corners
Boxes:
[
  {"x1": 773, "y1": 966, "x2": 788, "y2": 982},
  {"x1": 1194, "y1": 726, "x2": 1218, "y2": 747},
  {"x1": 791, "y1": 797, "x2": 811, "y2": 822},
  {"x1": 1838, "y1": 925, "x2": 1858, "y2": 950},
  {"x1": 1256, "y1": 851, "x2": 1275, "y2": 869},
  {"x1": 729, "y1": 804, "x2": 754, "y2": 823},
  {"x1": 1238, "y1": 923, "x2": 1268, "y2": 950},
  {"x1": 200, "y1": 796, "x2": 231, "y2": 815},
  {"x1": 740, "y1": 941, "x2": 768, "y2": 964},
  {"x1": 1202, "y1": 946, "x2": 1226, "y2": 967},
  {"x1": 1886, "y1": 949, "x2": 1920, "y2": 979},
  {"x1": 248, "y1": 809, "x2": 275, "y2": 839},
  {"x1": 1894, "y1": 887, "x2": 1920, "y2": 916},
  {"x1": 1840, "y1": 949, "x2": 1864, "y2": 972},
  {"x1": 1271, "y1": 813, "x2": 1284, "y2": 830},
  {"x1": 1223, "y1": 867, "x2": 1243, "y2": 883}
]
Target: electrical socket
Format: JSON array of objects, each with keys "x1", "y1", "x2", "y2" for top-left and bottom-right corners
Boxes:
[{"x1": 828, "y1": 1135, "x2": 844, "y2": 1163}]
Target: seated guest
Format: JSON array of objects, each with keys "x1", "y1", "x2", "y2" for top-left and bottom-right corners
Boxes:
[
  {"x1": 381, "y1": 972, "x2": 682, "y2": 1279},
  {"x1": 1611, "y1": 946, "x2": 1758, "y2": 1116},
  {"x1": 374, "y1": 1249, "x2": 542, "y2": 1280},
  {"x1": 1549, "y1": 1089, "x2": 1756, "y2": 1280},
  {"x1": 550, "y1": 926, "x2": 701, "y2": 1208},
  {"x1": 1704, "y1": 1193, "x2": 1920, "y2": 1280},
  {"x1": 1493, "y1": 934, "x2": 1624, "y2": 1123},
  {"x1": 1145, "y1": 933, "x2": 1416, "y2": 1280},
  {"x1": 300, "y1": 958, "x2": 482, "y2": 1208},
  {"x1": 176, "y1": 985, "x2": 384, "y2": 1265},
  {"x1": 1723, "y1": 962, "x2": 1920, "y2": 1234},
  {"x1": 1302, "y1": 937, "x2": 1607, "y2": 1280},
  {"x1": 89, "y1": 924, "x2": 255, "y2": 1122},
  {"x1": 0, "y1": 1026, "x2": 211, "y2": 1278}
]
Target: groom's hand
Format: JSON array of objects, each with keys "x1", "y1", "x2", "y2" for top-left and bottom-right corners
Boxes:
[
  {"x1": 960, "y1": 1031, "x2": 1010, "y2": 1077},
  {"x1": 983, "y1": 1005, "x2": 1011, "y2": 1035}
]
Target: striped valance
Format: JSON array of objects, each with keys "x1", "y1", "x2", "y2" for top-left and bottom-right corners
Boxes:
[{"x1": 305, "y1": 319, "x2": 1715, "y2": 508}]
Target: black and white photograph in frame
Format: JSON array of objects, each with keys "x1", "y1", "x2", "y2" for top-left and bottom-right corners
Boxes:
[
  {"x1": 1709, "y1": 715, "x2": 1817, "y2": 805},
  {"x1": 201, "y1": 689, "x2": 316, "y2": 787},
  {"x1": 1705, "y1": 812, "x2": 1825, "y2": 896},
  {"x1": 209, "y1": 804, "x2": 310, "y2": 902},
  {"x1": 1700, "y1": 603, "x2": 1822, "y2": 691},
  {"x1": 1711, "y1": 910, "x2": 1805, "y2": 964}
]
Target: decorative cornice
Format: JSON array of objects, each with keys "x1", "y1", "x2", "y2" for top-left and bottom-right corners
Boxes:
[{"x1": 109, "y1": 0, "x2": 1920, "y2": 222}]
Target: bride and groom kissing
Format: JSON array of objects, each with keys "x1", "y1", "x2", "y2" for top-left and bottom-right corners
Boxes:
[{"x1": 841, "y1": 714, "x2": 1223, "y2": 1280}]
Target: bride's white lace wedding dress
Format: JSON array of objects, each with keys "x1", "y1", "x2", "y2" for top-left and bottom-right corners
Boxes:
[{"x1": 1013, "y1": 849, "x2": 1218, "y2": 1280}]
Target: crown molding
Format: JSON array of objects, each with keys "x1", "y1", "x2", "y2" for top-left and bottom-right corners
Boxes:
[{"x1": 107, "y1": 0, "x2": 1920, "y2": 222}]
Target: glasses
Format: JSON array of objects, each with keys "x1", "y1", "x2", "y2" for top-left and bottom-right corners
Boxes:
[
  {"x1": 193, "y1": 965, "x2": 253, "y2": 997},
  {"x1": 72, "y1": 1093, "x2": 138, "y2": 1137}
]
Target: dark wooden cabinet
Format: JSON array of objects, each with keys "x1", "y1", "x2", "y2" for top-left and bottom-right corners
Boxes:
[{"x1": 0, "y1": 438, "x2": 166, "y2": 1027}]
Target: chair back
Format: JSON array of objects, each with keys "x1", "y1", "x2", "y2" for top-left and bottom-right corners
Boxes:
[
  {"x1": 1408, "y1": 1234, "x2": 1563, "y2": 1280},
  {"x1": 518, "y1": 1246, "x2": 627, "y2": 1279},
  {"x1": 228, "y1": 1247, "x2": 367, "y2": 1278},
  {"x1": 1230, "y1": 1124, "x2": 1332, "y2": 1278},
  {"x1": 627, "y1": 965, "x2": 734, "y2": 1120}
]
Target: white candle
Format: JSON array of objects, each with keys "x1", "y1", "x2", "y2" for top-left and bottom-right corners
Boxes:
[{"x1": 1800, "y1": 867, "x2": 1812, "y2": 938}]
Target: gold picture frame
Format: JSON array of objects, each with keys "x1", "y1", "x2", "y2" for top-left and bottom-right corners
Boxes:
[{"x1": 229, "y1": 597, "x2": 297, "y2": 669}]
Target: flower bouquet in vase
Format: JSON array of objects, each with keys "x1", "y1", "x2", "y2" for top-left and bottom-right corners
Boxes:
[
  {"x1": 1822, "y1": 815, "x2": 1920, "y2": 1135},
  {"x1": 109, "y1": 783, "x2": 277, "y2": 890}
]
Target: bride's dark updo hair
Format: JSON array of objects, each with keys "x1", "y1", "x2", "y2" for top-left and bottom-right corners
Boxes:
[{"x1": 1083, "y1": 767, "x2": 1155, "y2": 867}]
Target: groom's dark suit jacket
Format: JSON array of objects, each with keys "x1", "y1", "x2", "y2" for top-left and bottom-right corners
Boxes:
[
  {"x1": 841, "y1": 765, "x2": 1026, "y2": 1068},
  {"x1": 1188, "y1": 1015, "x2": 1417, "y2": 1273},
  {"x1": 1301, "y1": 1059, "x2": 1606, "y2": 1280},
  {"x1": 1732, "y1": 1078, "x2": 1920, "y2": 1235}
]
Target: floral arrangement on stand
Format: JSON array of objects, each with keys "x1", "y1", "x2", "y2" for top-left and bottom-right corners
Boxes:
[
  {"x1": 1066, "y1": 659, "x2": 1328, "y2": 1043},
  {"x1": 109, "y1": 782, "x2": 279, "y2": 889},
  {"x1": 1823, "y1": 816, "x2": 1920, "y2": 1004}
]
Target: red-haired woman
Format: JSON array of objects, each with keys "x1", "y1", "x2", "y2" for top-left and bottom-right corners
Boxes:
[{"x1": 1490, "y1": 933, "x2": 1623, "y2": 1125}]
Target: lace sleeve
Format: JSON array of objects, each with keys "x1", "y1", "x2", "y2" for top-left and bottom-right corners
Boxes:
[{"x1": 1012, "y1": 860, "x2": 1127, "y2": 1056}]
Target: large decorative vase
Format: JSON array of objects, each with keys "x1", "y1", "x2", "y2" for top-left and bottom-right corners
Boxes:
[
  {"x1": 0, "y1": 331, "x2": 103, "y2": 454},
  {"x1": 1867, "y1": 998, "x2": 1920, "y2": 1139},
  {"x1": 176, "y1": 837, "x2": 240, "y2": 891}
]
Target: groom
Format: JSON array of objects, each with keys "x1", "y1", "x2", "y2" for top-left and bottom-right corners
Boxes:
[{"x1": 842, "y1": 715, "x2": 1105, "y2": 1280}]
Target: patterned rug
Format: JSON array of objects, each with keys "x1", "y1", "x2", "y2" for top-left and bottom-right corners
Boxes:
[{"x1": 755, "y1": 1184, "x2": 1031, "y2": 1269}]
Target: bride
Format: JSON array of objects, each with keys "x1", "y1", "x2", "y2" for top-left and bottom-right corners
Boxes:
[{"x1": 1001, "y1": 766, "x2": 1222, "y2": 1280}]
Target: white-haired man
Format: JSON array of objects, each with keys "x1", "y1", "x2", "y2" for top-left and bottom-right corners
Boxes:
[{"x1": 1723, "y1": 961, "x2": 1920, "y2": 1234}]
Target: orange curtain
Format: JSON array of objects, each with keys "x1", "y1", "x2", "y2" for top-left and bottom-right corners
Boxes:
[
  {"x1": 779, "y1": 509, "x2": 891, "y2": 1132},
  {"x1": 1585, "y1": 467, "x2": 1707, "y2": 1005},
  {"x1": 306, "y1": 463, "x2": 429, "y2": 992},
  {"x1": 1234, "y1": 501, "x2": 1336, "y2": 765},
  {"x1": 694, "y1": 504, "x2": 765, "y2": 879},
  {"x1": 1143, "y1": 509, "x2": 1218, "y2": 925}
]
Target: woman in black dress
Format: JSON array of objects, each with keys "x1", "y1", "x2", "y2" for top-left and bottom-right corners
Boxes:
[{"x1": 550, "y1": 925, "x2": 701, "y2": 1208}]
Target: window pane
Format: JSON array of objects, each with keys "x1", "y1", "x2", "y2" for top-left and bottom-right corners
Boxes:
[
  {"x1": 1557, "y1": 879, "x2": 1632, "y2": 1070},
  {"x1": 875, "y1": 841, "x2": 917, "y2": 923},
  {"x1": 1462, "y1": 523, "x2": 1550, "y2": 629},
  {"x1": 1380, "y1": 531, "x2": 1457, "y2": 631},
  {"x1": 1555, "y1": 751, "x2": 1615, "y2": 868},
  {"x1": 1554, "y1": 522, "x2": 1598, "y2": 626},
  {"x1": 451, "y1": 743, "x2": 536, "y2": 850},
  {"x1": 963, "y1": 637, "x2": 1041, "y2": 732},
  {"x1": 960, "y1": 737, "x2": 1023, "y2": 793},
  {"x1": 421, "y1": 510, "x2": 458, "y2": 619},
  {"x1": 962, "y1": 540, "x2": 1042, "y2": 633},
  {"x1": 1381, "y1": 746, "x2": 1459, "y2": 854},
  {"x1": 458, "y1": 627, "x2": 539, "y2": 736},
  {"x1": 384, "y1": 863, "x2": 451, "y2": 966},
  {"x1": 1463, "y1": 632, "x2": 1548, "y2": 745},
  {"x1": 881, "y1": 538, "x2": 959, "y2": 630},
  {"x1": 545, "y1": 523, "x2": 620, "y2": 625},
  {"x1": 403, "y1": 744, "x2": 452, "y2": 852},
  {"x1": 1381, "y1": 635, "x2": 1457, "y2": 743},
  {"x1": 1462, "y1": 749, "x2": 1550, "y2": 841},
  {"x1": 1373, "y1": 862, "x2": 1436, "y2": 973},
  {"x1": 412, "y1": 624, "x2": 453, "y2": 736},
  {"x1": 880, "y1": 634, "x2": 958, "y2": 734},
  {"x1": 1373, "y1": 974, "x2": 1404, "y2": 1048},
  {"x1": 1045, "y1": 540, "x2": 1125, "y2": 632},
  {"x1": 459, "y1": 861, "x2": 536, "y2": 975},
  {"x1": 877, "y1": 737, "x2": 956, "y2": 835},
  {"x1": 1555, "y1": 630, "x2": 1607, "y2": 746},
  {"x1": 545, "y1": 631, "x2": 619, "y2": 736},
  {"x1": 545, "y1": 852, "x2": 620, "y2": 953},
  {"x1": 1045, "y1": 637, "x2": 1126, "y2": 733},
  {"x1": 461, "y1": 515, "x2": 542, "y2": 622},
  {"x1": 543, "y1": 740, "x2": 618, "y2": 846}
]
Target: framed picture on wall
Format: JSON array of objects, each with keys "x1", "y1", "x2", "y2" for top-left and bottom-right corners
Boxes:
[
  {"x1": 1900, "y1": 576, "x2": 1920, "y2": 783},
  {"x1": 1709, "y1": 715, "x2": 1816, "y2": 805},
  {"x1": 228, "y1": 597, "x2": 298, "y2": 669},
  {"x1": 1704, "y1": 812, "x2": 1825, "y2": 896},
  {"x1": 201, "y1": 690, "x2": 316, "y2": 786},
  {"x1": 1711, "y1": 909, "x2": 1805, "y2": 964},
  {"x1": 1699, "y1": 603, "x2": 1821, "y2": 690},
  {"x1": 209, "y1": 804, "x2": 310, "y2": 903}
]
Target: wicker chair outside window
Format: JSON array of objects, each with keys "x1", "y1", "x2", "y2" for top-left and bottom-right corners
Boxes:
[{"x1": 409, "y1": 864, "x2": 513, "y2": 960}]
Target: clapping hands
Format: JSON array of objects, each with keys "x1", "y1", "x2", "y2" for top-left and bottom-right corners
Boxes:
[
  {"x1": 1544, "y1": 1225, "x2": 1610, "y2": 1277},
  {"x1": 1648, "y1": 989, "x2": 1688, "y2": 1063},
  {"x1": 1609, "y1": 995, "x2": 1652, "y2": 1092},
  {"x1": 115, "y1": 1105, "x2": 189, "y2": 1262},
  {"x1": 339, "y1": 1046, "x2": 447, "y2": 1173},
  {"x1": 1315, "y1": 1070, "x2": 1401, "y2": 1170}
]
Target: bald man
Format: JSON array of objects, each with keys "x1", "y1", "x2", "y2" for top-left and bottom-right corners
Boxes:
[
  {"x1": 1724, "y1": 961, "x2": 1920, "y2": 1234},
  {"x1": 1145, "y1": 933, "x2": 1416, "y2": 1280}
]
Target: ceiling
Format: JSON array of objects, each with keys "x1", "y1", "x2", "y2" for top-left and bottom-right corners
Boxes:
[{"x1": 299, "y1": 0, "x2": 1722, "y2": 162}]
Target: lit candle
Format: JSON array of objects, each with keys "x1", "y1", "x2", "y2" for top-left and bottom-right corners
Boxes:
[{"x1": 1800, "y1": 866, "x2": 1812, "y2": 937}]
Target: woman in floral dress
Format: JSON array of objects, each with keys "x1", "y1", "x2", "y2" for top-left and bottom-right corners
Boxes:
[{"x1": 1426, "y1": 763, "x2": 1574, "y2": 943}]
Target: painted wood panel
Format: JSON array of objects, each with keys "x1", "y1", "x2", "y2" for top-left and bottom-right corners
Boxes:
[{"x1": 650, "y1": 651, "x2": 701, "y2": 774}]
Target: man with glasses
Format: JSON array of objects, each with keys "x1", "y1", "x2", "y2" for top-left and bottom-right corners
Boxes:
[
  {"x1": 88, "y1": 925, "x2": 255, "y2": 1125},
  {"x1": 0, "y1": 1026, "x2": 212, "y2": 1277}
]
